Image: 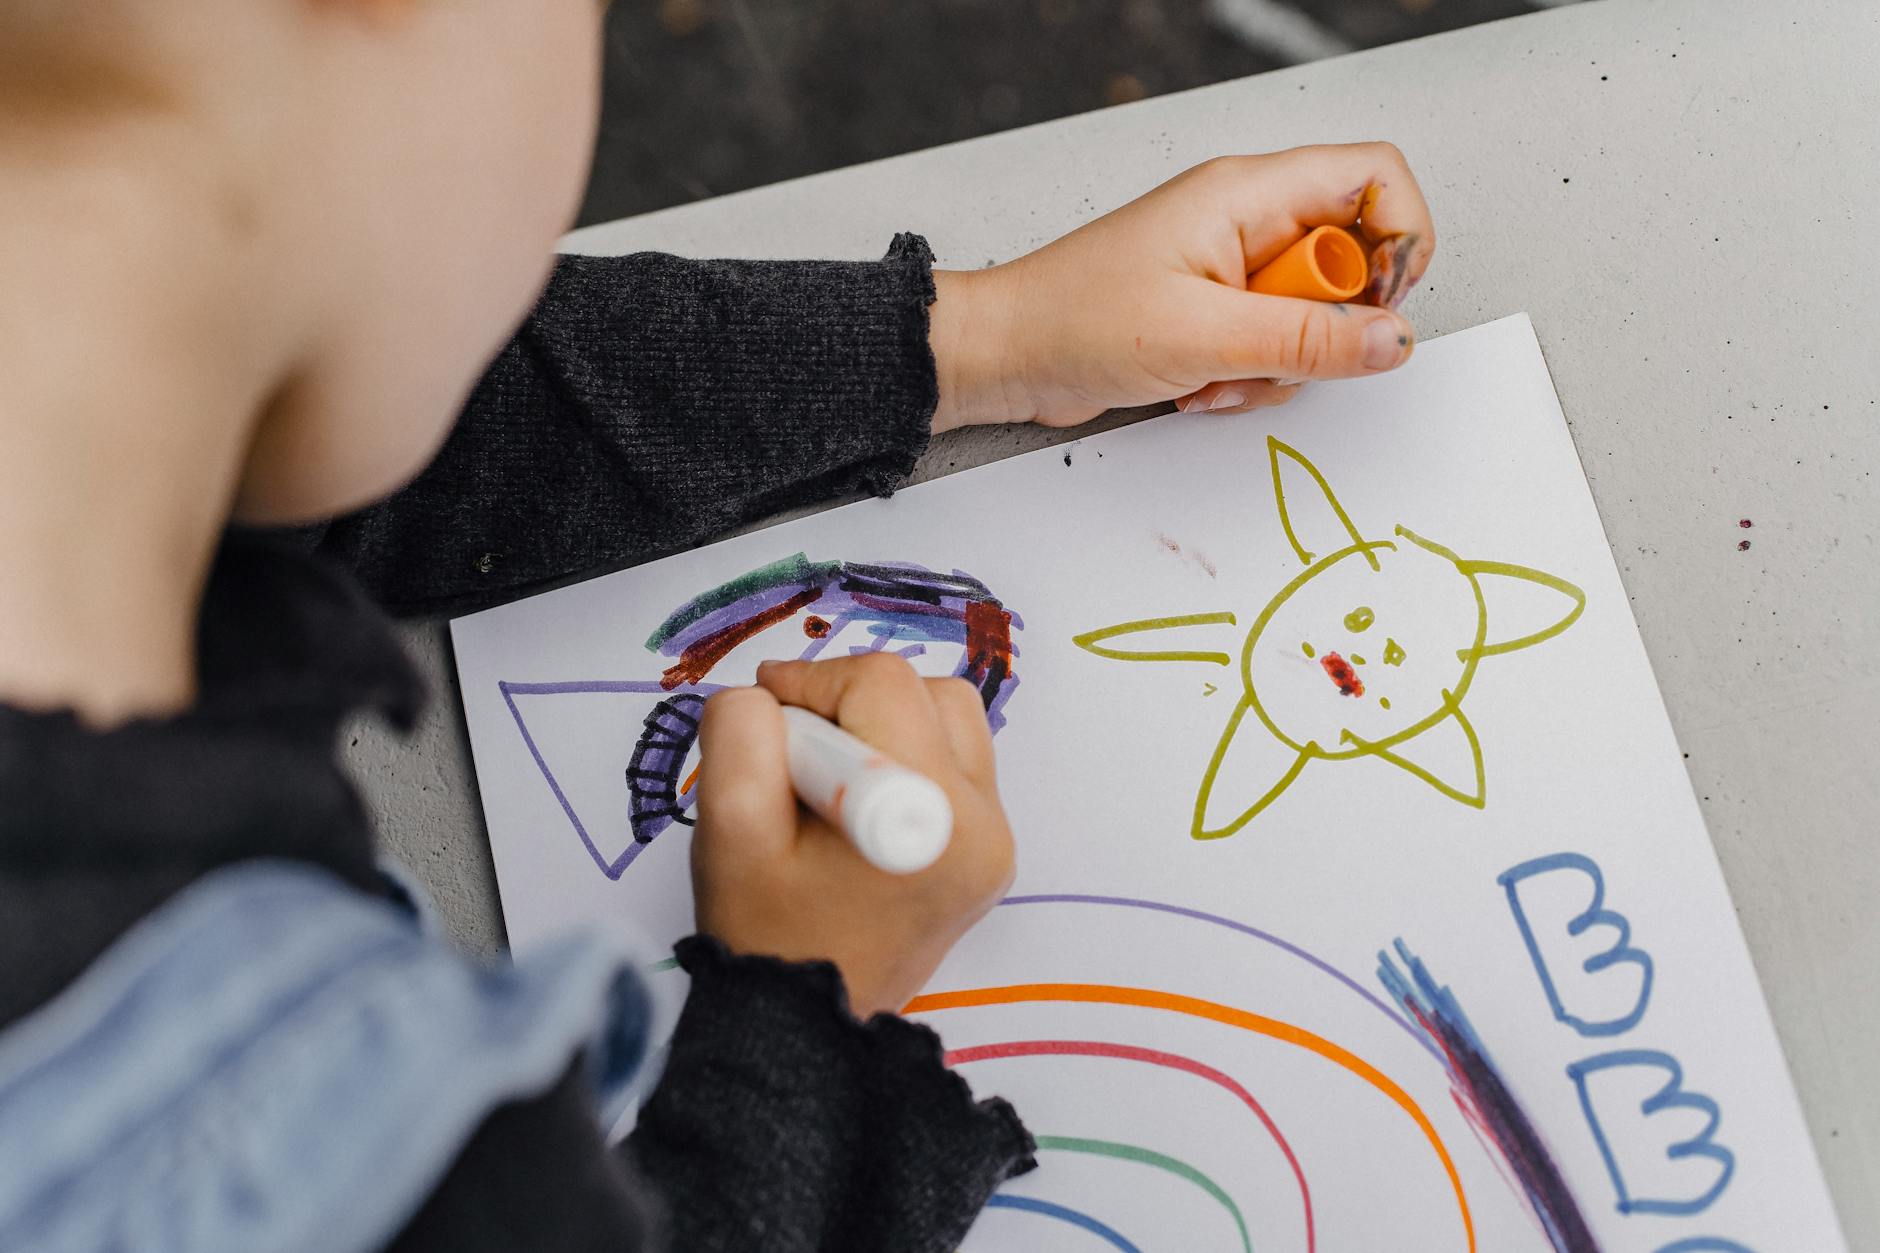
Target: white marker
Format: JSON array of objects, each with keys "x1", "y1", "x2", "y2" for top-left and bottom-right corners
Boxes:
[{"x1": 779, "y1": 705, "x2": 953, "y2": 874}]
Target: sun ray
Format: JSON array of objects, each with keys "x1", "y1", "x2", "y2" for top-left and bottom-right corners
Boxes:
[
  {"x1": 1072, "y1": 612, "x2": 1240, "y2": 666},
  {"x1": 1192, "y1": 697, "x2": 1316, "y2": 839},
  {"x1": 1342, "y1": 696, "x2": 1485, "y2": 808},
  {"x1": 1269, "y1": 437, "x2": 1379, "y2": 571},
  {"x1": 1457, "y1": 560, "x2": 1586, "y2": 659}
]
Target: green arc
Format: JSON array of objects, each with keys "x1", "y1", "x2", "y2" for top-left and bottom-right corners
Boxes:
[{"x1": 1034, "y1": 1135, "x2": 1255, "y2": 1253}]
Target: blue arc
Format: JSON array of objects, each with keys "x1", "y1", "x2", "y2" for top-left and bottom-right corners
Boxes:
[{"x1": 983, "y1": 1194, "x2": 1143, "y2": 1251}]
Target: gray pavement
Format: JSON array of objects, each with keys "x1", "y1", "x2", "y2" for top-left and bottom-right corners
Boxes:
[{"x1": 579, "y1": 0, "x2": 1581, "y2": 226}]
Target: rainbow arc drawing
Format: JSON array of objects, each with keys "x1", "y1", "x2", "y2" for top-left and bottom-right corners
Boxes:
[{"x1": 909, "y1": 894, "x2": 1588, "y2": 1250}]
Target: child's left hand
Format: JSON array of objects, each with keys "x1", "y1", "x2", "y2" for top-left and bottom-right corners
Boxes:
[{"x1": 928, "y1": 142, "x2": 1436, "y2": 429}]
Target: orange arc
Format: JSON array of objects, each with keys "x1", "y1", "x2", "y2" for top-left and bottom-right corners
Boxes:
[{"x1": 904, "y1": 982, "x2": 1475, "y2": 1253}]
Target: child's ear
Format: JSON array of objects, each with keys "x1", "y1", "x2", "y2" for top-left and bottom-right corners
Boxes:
[
  {"x1": 1458, "y1": 559, "x2": 1586, "y2": 659},
  {"x1": 1268, "y1": 437, "x2": 1375, "y2": 569}
]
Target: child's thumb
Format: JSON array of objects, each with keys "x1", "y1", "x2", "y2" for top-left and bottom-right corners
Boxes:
[{"x1": 1203, "y1": 289, "x2": 1415, "y2": 382}]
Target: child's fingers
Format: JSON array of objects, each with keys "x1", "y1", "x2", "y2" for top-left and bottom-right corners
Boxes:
[
  {"x1": 755, "y1": 655, "x2": 954, "y2": 775},
  {"x1": 1199, "y1": 144, "x2": 1436, "y2": 296},
  {"x1": 924, "y1": 677, "x2": 997, "y2": 788},
  {"x1": 695, "y1": 686, "x2": 796, "y2": 859},
  {"x1": 1361, "y1": 231, "x2": 1429, "y2": 310},
  {"x1": 1189, "y1": 286, "x2": 1415, "y2": 382},
  {"x1": 1176, "y1": 379, "x2": 1304, "y2": 415}
]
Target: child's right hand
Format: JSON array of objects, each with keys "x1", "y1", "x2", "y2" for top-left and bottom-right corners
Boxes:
[{"x1": 689, "y1": 654, "x2": 1016, "y2": 1019}]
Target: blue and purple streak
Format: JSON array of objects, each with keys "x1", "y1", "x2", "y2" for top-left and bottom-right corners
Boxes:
[{"x1": 1379, "y1": 940, "x2": 1600, "y2": 1253}]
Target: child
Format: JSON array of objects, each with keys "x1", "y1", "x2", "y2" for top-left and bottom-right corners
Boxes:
[{"x1": 0, "y1": 1, "x2": 1434, "y2": 1249}]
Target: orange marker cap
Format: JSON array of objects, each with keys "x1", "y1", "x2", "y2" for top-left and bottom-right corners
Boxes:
[{"x1": 1248, "y1": 225, "x2": 1368, "y2": 302}]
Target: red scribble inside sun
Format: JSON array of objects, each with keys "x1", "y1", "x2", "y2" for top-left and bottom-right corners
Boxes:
[{"x1": 1320, "y1": 651, "x2": 1364, "y2": 697}]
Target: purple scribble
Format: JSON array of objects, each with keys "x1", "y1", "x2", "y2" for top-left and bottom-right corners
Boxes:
[
  {"x1": 1379, "y1": 940, "x2": 1598, "y2": 1252},
  {"x1": 499, "y1": 680, "x2": 727, "y2": 879},
  {"x1": 503, "y1": 554, "x2": 1021, "y2": 879}
]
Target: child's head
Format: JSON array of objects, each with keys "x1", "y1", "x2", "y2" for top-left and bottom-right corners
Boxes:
[{"x1": 1, "y1": 0, "x2": 605, "y2": 523}]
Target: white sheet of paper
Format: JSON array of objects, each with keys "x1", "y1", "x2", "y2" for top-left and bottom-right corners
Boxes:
[{"x1": 451, "y1": 314, "x2": 1843, "y2": 1251}]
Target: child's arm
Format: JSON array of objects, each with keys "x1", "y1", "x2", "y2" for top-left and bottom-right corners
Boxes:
[
  {"x1": 307, "y1": 144, "x2": 1433, "y2": 617},
  {"x1": 307, "y1": 236, "x2": 945, "y2": 616},
  {"x1": 625, "y1": 656, "x2": 1030, "y2": 1250},
  {"x1": 386, "y1": 655, "x2": 1028, "y2": 1253}
]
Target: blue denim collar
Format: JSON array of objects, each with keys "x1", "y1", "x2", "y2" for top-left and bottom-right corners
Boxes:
[{"x1": 0, "y1": 860, "x2": 652, "y2": 1253}]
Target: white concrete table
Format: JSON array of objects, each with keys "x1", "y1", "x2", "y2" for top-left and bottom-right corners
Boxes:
[{"x1": 350, "y1": 0, "x2": 1879, "y2": 1238}]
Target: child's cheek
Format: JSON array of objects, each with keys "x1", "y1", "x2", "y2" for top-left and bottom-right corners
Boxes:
[{"x1": 512, "y1": 3, "x2": 604, "y2": 231}]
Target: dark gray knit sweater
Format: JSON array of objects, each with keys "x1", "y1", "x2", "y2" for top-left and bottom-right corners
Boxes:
[
  {"x1": 0, "y1": 235, "x2": 1036, "y2": 1251},
  {"x1": 319, "y1": 236, "x2": 948, "y2": 616}
]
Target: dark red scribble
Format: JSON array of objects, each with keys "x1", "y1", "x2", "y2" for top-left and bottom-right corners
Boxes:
[
  {"x1": 1320, "y1": 651, "x2": 1364, "y2": 697},
  {"x1": 661, "y1": 587, "x2": 824, "y2": 689},
  {"x1": 1739, "y1": 518, "x2": 1753, "y2": 529},
  {"x1": 962, "y1": 599, "x2": 1016, "y2": 707},
  {"x1": 1738, "y1": 539, "x2": 1752, "y2": 552},
  {"x1": 803, "y1": 615, "x2": 831, "y2": 638}
]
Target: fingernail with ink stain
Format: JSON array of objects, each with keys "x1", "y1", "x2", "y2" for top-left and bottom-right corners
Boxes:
[
  {"x1": 1393, "y1": 233, "x2": 1425, "y2": 304},
  {"x1": 1366, "y1": 233, "x2": 1421, "y2": 309},
  {"x1": 1364, "y1": 240, "x2": 1395, "y2": 306},
  {"x1": 1363, "y1": 319, "x2": 1409, "y2": 370}
]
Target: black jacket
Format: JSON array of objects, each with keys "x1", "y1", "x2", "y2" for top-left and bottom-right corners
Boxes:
[{"x1": 0, "y1": 236, "x2": 1035, "y2": 1252}]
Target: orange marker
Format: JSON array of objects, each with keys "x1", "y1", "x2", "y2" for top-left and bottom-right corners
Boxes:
[{"x1": 1249, "y1": 225, "x2": 1368, "y2": 302}]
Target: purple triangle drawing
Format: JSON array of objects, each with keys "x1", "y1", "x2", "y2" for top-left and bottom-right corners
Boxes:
[{"x1": 501, "y1": 680, "x2": 725, "y2": 880}]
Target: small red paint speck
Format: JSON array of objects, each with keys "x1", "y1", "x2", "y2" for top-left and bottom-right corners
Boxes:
[
  {"x1": 803, "y1": 615, "x2": 831, "y2": 638},
  {"x1": 1320, "y1": 651, "x2": 1365, "y2": 697},
  {"x1": 1738, "y1": 539, "x2": 1752, "y2": 551},
  {"x1": 1738, "y1": 518, "x2": 1752, "y2": 528}
]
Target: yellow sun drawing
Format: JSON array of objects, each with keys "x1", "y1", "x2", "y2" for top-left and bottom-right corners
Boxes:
[{"x1": 1074, "y1": 436, "x2": 1587, "y2": 840}]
